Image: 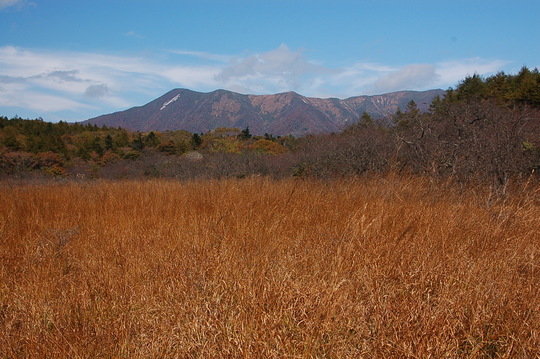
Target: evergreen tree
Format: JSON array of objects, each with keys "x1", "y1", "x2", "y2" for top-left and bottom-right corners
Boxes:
[
  {"x1": 429, "y1": 95, "x2": 443, "y2": 114},
  {"x1": 359, "y1": 111, "x2": 374, "y2": 126},
  {"x1": 456, "y1": 74, "x2": 486, "y2": 100},
  {"x1": 114, "y1": 130, "x2": 130, "y2": 148},
  {"x1": 405, "y1": 100, "x2": 420, "y2": 116},
  {"x1": 91, "y1": 137, "x2": 104, "y2": 157},
  {"x1": 144, "y1": 131, "x2": 159, "y2": 147},
  {"x1": 191, "y1": 133, "x2": 203, "y2": 148},
  {"x1": 77, "y1": 146, "x2": 91, "y2": 160},
  {"x1": 239, "y1": 126, "x2": 252, "y2": 140},
  {"x1": 1, "y1": 127, "x2": 21, "y2": 151},
  {"x1": 131, "y1": 133, "x2": 145, "y2": 151},
  {"x1": 104, "y1": 134, "x2": 114, "y2": 150}
]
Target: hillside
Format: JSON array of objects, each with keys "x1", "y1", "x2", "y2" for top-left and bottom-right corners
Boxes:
[{"x1": 83, "y1": 89, "x2": 444, "y2": 136}]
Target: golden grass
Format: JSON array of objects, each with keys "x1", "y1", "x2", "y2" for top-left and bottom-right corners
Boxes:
[{"x1": 0, "y1": 176, "x2": 539, "y2": 358}]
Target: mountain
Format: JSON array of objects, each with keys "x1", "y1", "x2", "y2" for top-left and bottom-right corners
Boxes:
[{"x1": 84, "y1": 88, "x2": 444, "y2": 136}]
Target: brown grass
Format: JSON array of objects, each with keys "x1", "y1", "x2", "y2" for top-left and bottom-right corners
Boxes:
[{"x1": 1, "y1": 176, "x2": 539, "y2": 358}]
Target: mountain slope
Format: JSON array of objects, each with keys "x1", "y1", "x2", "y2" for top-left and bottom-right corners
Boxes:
[{"x1": 84, "y1": 88, "x2": 444, "y2": 136}]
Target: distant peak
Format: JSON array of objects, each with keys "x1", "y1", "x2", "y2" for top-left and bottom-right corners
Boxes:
[
  {"x1": 278, "y1": 91, "x2": 300, "y2": 96},
  {"x1": 84, "y1": 88, "x2": 444, "y2": 136}
]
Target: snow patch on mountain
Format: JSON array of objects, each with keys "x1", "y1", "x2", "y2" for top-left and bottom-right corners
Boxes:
[{"x1": 160, "y1": 94, "x2": 181, "y2": 111}]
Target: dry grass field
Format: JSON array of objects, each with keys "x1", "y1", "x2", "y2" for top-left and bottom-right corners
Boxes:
[{"x1": 0, "y1": 176, "x2": 539, "y2": 358}]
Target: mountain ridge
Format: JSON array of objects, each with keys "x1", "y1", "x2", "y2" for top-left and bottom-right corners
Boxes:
[{"x1": 84, "y1": 88, "x2": 444, "y2": 136}]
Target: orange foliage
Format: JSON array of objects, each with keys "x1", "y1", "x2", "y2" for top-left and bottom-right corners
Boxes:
[{"x1": 247, "y1": 139, "x2": 287, "y2": 154}]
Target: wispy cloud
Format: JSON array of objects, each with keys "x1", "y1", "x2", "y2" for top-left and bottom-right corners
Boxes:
[
  {"x1": 320, "y1": 59, "x2": 508, "y2": 97},
  {"x1": 370, "y1": 64, "x2": 440, "y2": 93},
  {"x1": 0, "y1": 46, "x2": 226, "y2": 118},
  {"x1": 0, "y1": 0, "x2": 21, "y2": 9},
  {"x1": 169, "y1": 49, "x2": 231, "y2": 63},
  {"x1": 436, "y1": 58, "x2": 510, "y2": 87},
  {"x1": 0, "y1": 0, "x2": 34, "y2": 10},
  {"x1": 84, "y1": 84, "x2": 109, "y2": 98},
  {"x1": 0, "y1": 44, "x2": 511, "y2": 121},
  {"x1": 125, "y1": 31, "x2": 146, "y2": 39},
  {"x1": 215, "y1": 44, "x2": 332, "y2": 93},
  {"x1": 47, "y1": 70, "x2": 84, "y2": 82}
]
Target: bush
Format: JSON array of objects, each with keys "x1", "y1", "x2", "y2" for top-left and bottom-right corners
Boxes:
[
  {"x1": 246, "y1": 139, "x2": 287, "y2": 154},
  {"x1": 0, "y1": 151, "x2": 38, "y2": 173}
]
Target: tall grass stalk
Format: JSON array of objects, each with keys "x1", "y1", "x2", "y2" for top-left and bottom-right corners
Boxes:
[{"x1": 1, "y1": 176, "x2": 539, "y2": 357}]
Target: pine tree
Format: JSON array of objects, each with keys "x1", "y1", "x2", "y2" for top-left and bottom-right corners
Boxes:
[
  {"x1": 359, "y1": 111, "x2": 374, "y2": 126},
  {"x1": 131, "y1": 133, "x2": 145, "y2": 151},
  {"x1": 239, "y1": 126, "x2": 252, "y2": 140},
  {"x1": 191, "y1": 133, "x2": 203, "y2": 148},
  {"x1": 104, "y1": 134, "x2": 114, "y2": 150}
]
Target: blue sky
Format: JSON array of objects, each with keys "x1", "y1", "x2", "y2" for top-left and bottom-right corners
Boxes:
[{"x1": 0, "y1": 0, "x2": 538, "y2": 122}]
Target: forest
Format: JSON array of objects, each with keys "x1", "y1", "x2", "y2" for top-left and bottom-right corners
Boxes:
[{"x1": 1, "y1": 67, "x2": 539, "y2": 186}]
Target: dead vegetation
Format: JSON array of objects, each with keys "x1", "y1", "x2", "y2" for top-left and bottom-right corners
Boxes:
[{"x1": 0, "y1": 176, "x2": 539, "y2": 358}]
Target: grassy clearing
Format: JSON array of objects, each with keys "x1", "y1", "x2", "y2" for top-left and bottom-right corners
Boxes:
[{"x1": 0, "y1": 176, "x2": 539, "y2": 358}]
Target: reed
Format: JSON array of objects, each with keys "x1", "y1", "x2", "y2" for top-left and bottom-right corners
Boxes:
[{"x1": 1, "y1": 176, "x2": 539, "y2": 358}]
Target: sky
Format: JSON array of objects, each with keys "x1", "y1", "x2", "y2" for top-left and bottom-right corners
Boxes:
[{"x1": 0, "y1": 0, "x2": 539, "y2": 123}]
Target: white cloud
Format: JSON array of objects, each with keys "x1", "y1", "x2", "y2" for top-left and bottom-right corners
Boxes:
[
  {"x1": 321, "y1": 62, "x2": 397, "y2": 97},
  {"x1": 47, "y1": 70, "x2": 84, "y2": 82},
  {"x1": 0, "y1": 46, "x2": 221, "y2": 116},
  {"x1": 125, "y1": 31, "x2": 147, "y2": 39},
  {"x1": 169, "y1": 49, "x2": 231, "y2": 63},
  {"x1": 160, "y1": 66, "x2": 220, "y2": 89},
  {"x1": 0, "y1": 0, "x2": 20, "y2": 9},
  {"x1": 370, "y1": 64, "x2": 440, "y2": 93},
  {"x1": 435, "y1": 58, "x2": 510, "y2": 88},
  {"x1": 0, "y1": 89, "x2": 91, "y2": 112},
  {"x1": 319, "y1": 59, "x2": 509, "y2": 96},
  {"x1": 0, "y1": 0, "x2": 34, "y2": 10},
  {"x1": 215, "y1": 44, "x2": 331, "y2": 93},
  {"x1": 84, "y1": 84, "x2": 109, "y2": 98}
]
